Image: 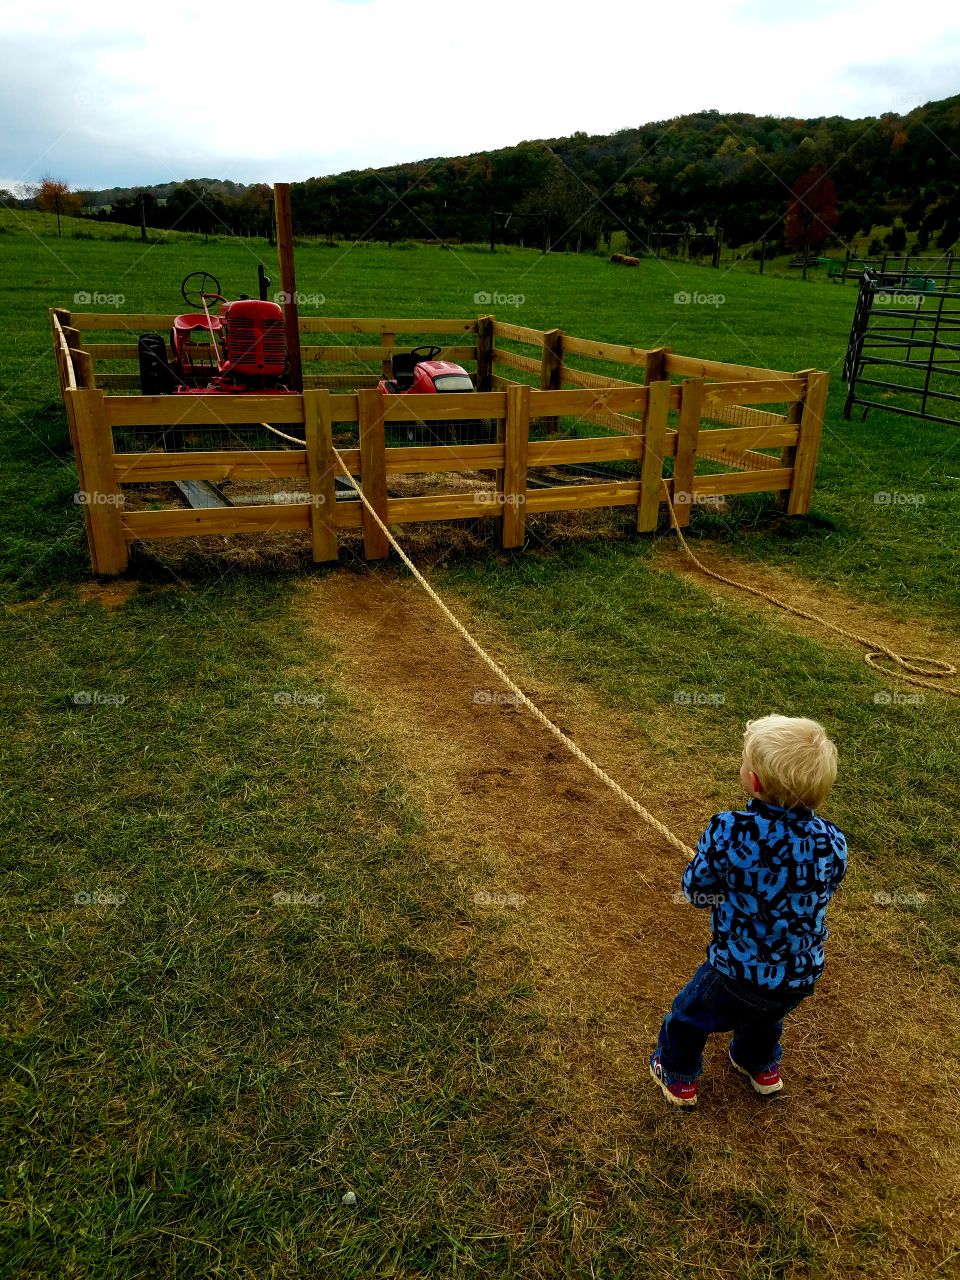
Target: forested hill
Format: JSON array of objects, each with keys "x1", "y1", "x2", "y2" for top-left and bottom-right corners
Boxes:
[
  {"x1": 290, "y1": 97, "x2": 960, "y2": 250},
  {"x1": 56, "y1": 95, "x2": 960, "y2": 250}
]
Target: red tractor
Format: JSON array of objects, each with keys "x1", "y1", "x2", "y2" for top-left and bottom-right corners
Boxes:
[
  {"x1": 138, "y1": 268, "x2": 293, "y2": 396},
  {"x1": 378, "y1": 345, "x2": 492, "y2": 443}
]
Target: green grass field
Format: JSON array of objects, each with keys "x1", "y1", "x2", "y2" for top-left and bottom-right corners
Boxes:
[
  {"x1": 4, "y1": 210, "x2": 958, "y2": 615},
  {"x1": 2, "y1": 216, "x2": 959, "y2": 1279}
]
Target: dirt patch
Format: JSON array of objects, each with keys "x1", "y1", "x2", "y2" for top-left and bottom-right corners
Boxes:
[
  {"x1": 75, "y1": 580, "x2": 139, "y2": 609},
  {"x1": 300, "y1": 568, "x2": 960, "y2": 1277}
]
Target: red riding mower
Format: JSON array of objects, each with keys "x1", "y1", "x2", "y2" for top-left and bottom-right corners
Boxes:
[
  {"x1": 138, "y1": 268, "x2": 293, "y2": 396},
  {"x1": 377, "y1": 345, "x2": 494, "y2": 443}
]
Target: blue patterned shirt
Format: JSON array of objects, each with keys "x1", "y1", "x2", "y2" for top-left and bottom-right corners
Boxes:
[{"x1": 682, "y1": 798, "x2": 847, "y2": 991}]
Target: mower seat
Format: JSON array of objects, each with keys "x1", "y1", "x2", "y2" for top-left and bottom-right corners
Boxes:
[
  {"x1": 172, "y1": 313, "x2": 223, "y2": 337},
  {"x1": 390, "y1": 351, "x2": 420, "y2": 389}
]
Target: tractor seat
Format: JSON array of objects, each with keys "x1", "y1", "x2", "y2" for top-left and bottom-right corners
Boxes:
[
  {"x1": 172, "y1": 314, "x2": 223, "y2": 335},
  {"x1": 390, "y1": 351, "x2": 420, "y2": 389}
]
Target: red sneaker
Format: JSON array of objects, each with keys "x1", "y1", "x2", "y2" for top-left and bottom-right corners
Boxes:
[
  {"x1": 649, "y1": 1054, "x2": 697, "y2": 1107},
  {"x1": 729, "y1": 1049, "x2": 784, "y2": 1095}
]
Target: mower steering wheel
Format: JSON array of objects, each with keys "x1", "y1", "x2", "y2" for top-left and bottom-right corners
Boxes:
[
  {"x1": 410, "y1": 344, "x2": 442, "y2": 360},
  {"x1": 181, "y1": 271, "x2": 224, "y2": 311}
]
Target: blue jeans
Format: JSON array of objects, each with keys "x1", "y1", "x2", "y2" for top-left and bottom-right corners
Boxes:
[{"x1": 655, "y1": 962, "x2": 814, "y2": 1085}]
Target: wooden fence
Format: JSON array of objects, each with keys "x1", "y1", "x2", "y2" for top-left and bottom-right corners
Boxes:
[{"x1": 50, "y1": 309, "x2": 829, "y2": 576}]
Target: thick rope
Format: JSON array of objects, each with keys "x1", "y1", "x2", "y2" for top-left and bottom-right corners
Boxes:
[
  {"x1": 331, "y1": 445, "x2": 696, "y2": 858},
  {"x1": 264, "y1": 424, "x2": 694, "y2": 855},
  {"x1": 662, "y1": 496, "x2": 959, "y2": 698},
  {"x1": 323, "y1": 435, "x2": 697, "y2": 861},
  {"x1": 261, "y1": 423, "x2": 309, "y2": 447},
  {"x1": 264, "y1": 420, "x2": 957, "y2": 699},
  {"x1": 263, "y1": 418, "x2": 955, "y2": 867}
]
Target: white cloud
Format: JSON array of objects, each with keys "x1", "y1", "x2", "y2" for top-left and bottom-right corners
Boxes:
[{"x1": 1, "y1": 0, "x2": 958, "y2": 187}]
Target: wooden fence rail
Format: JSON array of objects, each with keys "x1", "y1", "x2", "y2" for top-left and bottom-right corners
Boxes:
[{"x1": 51, "y1": 310, "x2": 828, "y2": 576}]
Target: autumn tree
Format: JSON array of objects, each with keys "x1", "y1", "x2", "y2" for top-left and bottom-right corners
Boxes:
[
  {"x1": 520, "y1": 156, "x2": 601, "y2": 251},
  {"x1": 36, "y1": 177, "x2": 83, "y2": 217},
  {"x1": 784, "y1": 165, "x2": 838, "y2": 275}
]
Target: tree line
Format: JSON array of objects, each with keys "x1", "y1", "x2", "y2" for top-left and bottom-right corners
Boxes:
[{"x1": 5, "y1": 95, "x2": 959, "y2": 255}]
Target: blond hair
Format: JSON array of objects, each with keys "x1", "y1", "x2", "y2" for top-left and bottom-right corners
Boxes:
[{"x1": 743, "y1": 715, "x2": 838, "y2": 810}]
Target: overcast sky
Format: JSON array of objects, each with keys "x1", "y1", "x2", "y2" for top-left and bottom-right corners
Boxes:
[{"x1": 1, "y1": 0, "x2": 958, "y2": 192}]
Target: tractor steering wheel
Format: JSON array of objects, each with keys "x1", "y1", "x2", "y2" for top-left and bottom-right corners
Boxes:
[
  {"x1": 181, "y1": 271, "x2": 224, "y2": 310},
  {"x1": 410, "y1": 344, "x2": 442, "y2": 360}
]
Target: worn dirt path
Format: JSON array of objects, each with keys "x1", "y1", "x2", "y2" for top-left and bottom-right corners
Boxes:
[{"x1": 301, "y1": 566, "x2": 960, "y2": 1276}]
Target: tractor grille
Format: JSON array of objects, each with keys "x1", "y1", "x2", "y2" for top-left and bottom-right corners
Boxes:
[{"x1": 226, "y1": 317, "x2": 287, "y2": 370}]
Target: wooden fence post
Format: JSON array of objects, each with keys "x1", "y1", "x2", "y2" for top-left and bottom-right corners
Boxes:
[
  {"x1": 274, "y1": 182, "x2": 303, "y2": 392},
  {"x1": 52, "y1": 340, "x2": 67, "y2": 396},
  {"x1": 539, "y1": 328, "x2": 563, "y2": 433},
  {"x1": 491, "y1": 412, "x2": 506, "y2": 498},
  {"x1": 62, "y1": 390, "x2": 97, "y2": 572},
  {"x1": 671, "y1": 379, "x2": 704, "y2": 528},
  {"x1": 637, "y1": 380, "x2": 671, "y2": 532},
  {"x1": 54, "y1": 314, "x2": 95, "y2": 390},
  {"x1": 50, "y1": 311, "x2": 98, "y2": 558},
  {"x1": 304, "y1": 389, "x2": 339, "y2": 563},
  {"x1": 357, "y1": 388, "x2": 390, "y2": 559},
  {"x1": 778, "y1": 368, "x2": 814, "y2": 510},
  {"x1": 65, "y1": 331, "x2": 95, "y2": 389},
  {"x1": 643, "y1": 346, "x2": 670, "y2": 385},
  {"x1": 50, "y1": 309, "x2": 72, "y2": 394},
  {"x1": 475, "y1": 315, "x2": 495, "y2": 390},
  {"x1": 786, "y1": 371, "x2": 830, "y2": 515},
  {"x1": 502, "y1": 384, "x2": 530, "y2": 549},
  {"x1": 69, "y1": 388, "x2": 128, "y2": 575}
]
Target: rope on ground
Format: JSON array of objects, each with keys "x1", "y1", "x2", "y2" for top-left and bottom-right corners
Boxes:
[
  {"x1": 662, "y1": 497, "x2": 959, "y2": 699},
  {"x1": 265, "y1": 418, "x2": 958, "y2": 699},
  {"x1": 264, "y1": 424, "x2": 694, "y2": 856},
  {"x1": 265, "y1": 416, "x2": 957, "y2": 795},
  {"x1": 324, "y1": 440, "x2": 697, "y2": 861}
]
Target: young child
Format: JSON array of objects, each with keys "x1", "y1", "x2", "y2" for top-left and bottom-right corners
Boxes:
[{"x1": 650, "y1": 715, "x2": 847, "y2": 1107}]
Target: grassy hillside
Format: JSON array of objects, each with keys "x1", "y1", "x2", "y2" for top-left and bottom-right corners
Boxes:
[
  {"x1": 0, "y1": 206, "x2": 224, "y2": 242},
  {"x1": 2, "y1": 229, "x2": 958, "y2": 1279},
  {"x1": 4, "y1": 231, "x2": 957, "y2": 618}
]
